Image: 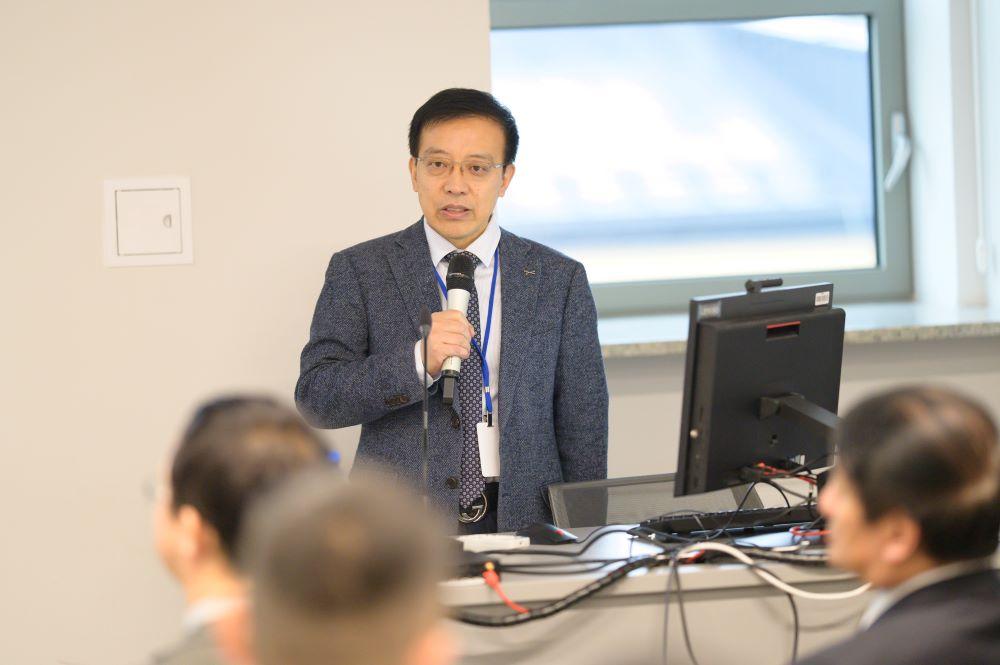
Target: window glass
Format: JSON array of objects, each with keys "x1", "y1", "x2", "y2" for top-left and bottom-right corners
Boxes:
[{"x1": 491, "y1": 15, "x2": 877, "y2": 285}]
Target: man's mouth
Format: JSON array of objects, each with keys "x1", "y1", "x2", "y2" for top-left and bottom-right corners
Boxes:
[{"x1": 440, "y1": 205, "x2": 470, "y2": 219}]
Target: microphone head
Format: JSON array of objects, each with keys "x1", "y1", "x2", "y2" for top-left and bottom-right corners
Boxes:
[{"x1": 445, "y1": 253, "x2": 476, "y2": 292}]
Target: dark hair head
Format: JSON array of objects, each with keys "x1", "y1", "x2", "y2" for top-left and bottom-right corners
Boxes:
[
  {"x1": 243, "y1": 468, "x2": 447, "y2": 665},
  {"x1": 836, "y1": 386, "x2": 1000, "y2": 562},
  {"x1": 409, "y1": 88, "x2": 519, "y2": 164},
  {"x1": 170, "y1": 395, "x2": 330, "y2": 561}
]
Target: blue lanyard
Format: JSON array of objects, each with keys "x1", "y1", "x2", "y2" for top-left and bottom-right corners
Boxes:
[{"x1": 434, "y1": 247, "x2": 499, "y2": 418}]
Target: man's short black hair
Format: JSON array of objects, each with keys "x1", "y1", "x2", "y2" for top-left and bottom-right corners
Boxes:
[
  {"x1": 836, "y1": 386, "x2": 1000, "y2": 562},
  {"x1": 408, "y1": 88, "x2": 519, "y2": 164},
  {"x1": 170, "y1": 396, "x2": 330, "y2": 561}
]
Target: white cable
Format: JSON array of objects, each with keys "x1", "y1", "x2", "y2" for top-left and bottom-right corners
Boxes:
[{"x1": 676, "y1": 542, "x2": 872, "y2": 601}]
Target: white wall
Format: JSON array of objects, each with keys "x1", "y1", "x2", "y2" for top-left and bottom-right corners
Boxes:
[
  {"x1": 604, "y1": 338, "x2": 1000, "y2": 478},
  {"x1": 0, "y1": 2, "x2": 490, "y2": 663},
  {"x1": 904, "y1": 0, "x2": 987, "y2": 307},
  {"x1": 977, "y1": 0, "x2": 1000, "y2": 302}
]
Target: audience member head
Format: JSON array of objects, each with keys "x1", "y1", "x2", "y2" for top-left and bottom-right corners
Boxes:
[
  {"x1": 239, "y1": 468, "x2": 454, "y2": 665},
  {"x1": 154, "y1": 395, "x2": 330, "y2": 598},
  {"x1": 821, "y1": 385, "x2": 1000, "y2": 587}
]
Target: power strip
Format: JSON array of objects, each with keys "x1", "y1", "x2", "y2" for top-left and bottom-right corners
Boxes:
[{"x1": 457, "y1": 533, "x2": 530, "y2": 553}]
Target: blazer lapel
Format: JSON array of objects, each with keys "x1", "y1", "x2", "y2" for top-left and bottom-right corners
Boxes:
[
  {"x1": 388, "y1": 220, "x2": 443, "y2": 333},
  {"x1": 497, "y1": 229, "x2": 538, "y2": 424}
]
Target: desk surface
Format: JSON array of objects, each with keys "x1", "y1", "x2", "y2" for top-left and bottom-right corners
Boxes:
[
  {"x1": 444, "y1": 527, "x2": 857, "y2": 605},
  {"x1": 443, "y1": 527, "x2": 870, "y2": 665}
]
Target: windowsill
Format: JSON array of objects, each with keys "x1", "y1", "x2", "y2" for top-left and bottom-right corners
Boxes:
[{"x1": 598, "y1": 301, "x2": 1000, "y2": 358}]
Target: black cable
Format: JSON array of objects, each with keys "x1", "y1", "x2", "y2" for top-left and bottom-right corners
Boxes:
[
  {"x1": 453, "y1": 554, "x2": 668, "y2": 626},
  {"x1": 769, "y1": 454, "x2": 831, "y2": 478},
  {"x1": 475, "y1": 526, "x2": 633, "y2": 558},
  {"x1": 787, "y1": 588, "x2": 801, "y2": 662},
  {"x1": 667, "y1": 550, "x2": 801, "y2": 665},
  {"x1": 499, "y1": 558, "x2": 639, "y2": 576},
  {"x1": 729, "y1": 545, "x2": 828, "y2": 566},
  {"x1": 699, "y1": 480, "x2": 764, "y2": 540},
  {"x1": 670, "y1": 555, "x2": 702, "y2": 665},
  {"x1": 762, "y1": 478, "x2": 794, "y2": 507},
  {"x1": 497, "y1": 557, "x2": 625, "y2": 569}
]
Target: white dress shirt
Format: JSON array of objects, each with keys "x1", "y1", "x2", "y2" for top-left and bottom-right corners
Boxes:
[
  {"x1": 181, "y1": 596, "x2": 244, "y2": 635},
  {"x1": 413, "y1": 216, "x2": 502, "y2": 478}
]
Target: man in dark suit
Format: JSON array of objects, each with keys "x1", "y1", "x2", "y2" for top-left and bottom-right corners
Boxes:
[
  {"x1": 796, "y1": 386, "x2": 1000, "y2": 664},
  {"x1": 296, "y1": 88, "x2": 609, "y2": 533},
  {"x1": 151, "y1": 396, "x2": 330, "y2": 665}
]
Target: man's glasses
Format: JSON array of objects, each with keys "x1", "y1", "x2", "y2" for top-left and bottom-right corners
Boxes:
[{"x1": 416, "y1": 156, "x2": 505, "y2": 180}]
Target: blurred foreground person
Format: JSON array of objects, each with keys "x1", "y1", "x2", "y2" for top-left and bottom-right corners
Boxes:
[
  {"x1": 236, "y1": 467, "x2": 455, "y2": 665},
  {"x1": 796, "y1": 386, "x2": 1000, "y2": 664},
  {"x1": 152, "y1": 396, "x2": 330, "y2": 664}
]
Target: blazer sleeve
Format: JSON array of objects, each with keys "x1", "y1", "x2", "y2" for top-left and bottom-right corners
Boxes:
[
  {"x1": 295, "y1": 251, "x2": 423, "y2": 428},
  {"x1": 553, "y1": 262, "x2": 609, "y2": 482}
]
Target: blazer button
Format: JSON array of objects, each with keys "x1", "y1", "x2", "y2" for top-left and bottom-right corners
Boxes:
[
  {"x1": 450, "y1": 413, "x2": 461, "y2": 429},
  {"x1": 384, "y1": 394, "x2": 410, "y2": 407},
  {"x1": 445, "y1": 476, "x2": 459, "y2": 489}
]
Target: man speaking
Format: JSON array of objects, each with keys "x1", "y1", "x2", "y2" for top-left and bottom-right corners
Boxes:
[{"x1": 296, "y1": 88, "x2": 608, "y2": 533}]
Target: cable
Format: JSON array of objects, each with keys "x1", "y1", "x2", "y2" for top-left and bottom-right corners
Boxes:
[
  {"x1": 457, "y1": 535, "x2": 868, "y2": 629},
  {"x1": 474, "y1": 526, "x2": 633, "y2": 558},
  {"x1": 729, "y1": 545, "x2": 828, "y2": 566},
  {"x1": 482, "y1": 562, "x2": 529, "y2": 614},
  {"x1": 674, "y1": 542, "x2": 871, "y2": 600},
  {"x1": 497, "y1": 557, "x2": 626, "y2": 569},
  {"x1": 762, "y1": 478, "x2": 795, "y2": 507},
  {"x1": 669, "y1": 554, "x2": 702, "y2": 665},
  {"x1": 453, "y1": 554, "x2": 668, "y2": 626},
  {"x1": 697, "y1": 480, "x2": 764, "y2": 540},
  {"x1": 498, "y1": 557, "x2": 635, "y2": 576},
  {"x1": 754, "y1": 462, "x2": 818, "y2": 486},
  {"x1": 790, "y1": 524, "x2": 830, "y2": 539},
  {"x1": 787, "y1": 586, "x2": 800, "y2": 662},
  {"x1": 665, "y1": 546, "x2": 802, "y2": 664}
]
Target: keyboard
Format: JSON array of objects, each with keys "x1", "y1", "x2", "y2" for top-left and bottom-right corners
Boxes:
[{"x1": 640, "y1": 504, "x2": 820, "y2": 536}]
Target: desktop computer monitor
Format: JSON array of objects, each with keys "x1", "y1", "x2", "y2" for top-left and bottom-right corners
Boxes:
[{"x1": 674, "y1": 280, "x2": 845, "y2": 497}]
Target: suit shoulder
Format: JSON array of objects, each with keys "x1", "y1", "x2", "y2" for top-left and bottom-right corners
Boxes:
[
  {"x1": 332, "y1": 226, "x2": 411, "y2": 260},
  {"x1": 502, "y1": 228, "x2": 585, "y2": 272}
]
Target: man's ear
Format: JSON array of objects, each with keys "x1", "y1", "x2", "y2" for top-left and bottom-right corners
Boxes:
[
  {"x1": 177, "y1": 505, "x2": 223, "y2": 563},
  {"x1": 409, "y1": 157, "x2": 419, "y2": 192},
  {"x1": 879, "y1": 509, "x2": 923, "y2": 566},
  {"x1": 498, "y1": 163, "x2": 516, "y2": 197}
]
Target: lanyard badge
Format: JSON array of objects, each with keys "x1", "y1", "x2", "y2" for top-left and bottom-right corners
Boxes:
[{"x1": 434, "y1": 247, "x2": 499, "y2": 426}]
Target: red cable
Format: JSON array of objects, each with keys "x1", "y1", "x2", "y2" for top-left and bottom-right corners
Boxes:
[
  {"x1": 482, "y1": 563, "x2": 529, "y2": 614},
  {"x1": 789, "y1": 525, "x2": 830, "y2": 538},
  {"x1": 754, "y1": 462, "x2": 818, "y2": 486}
]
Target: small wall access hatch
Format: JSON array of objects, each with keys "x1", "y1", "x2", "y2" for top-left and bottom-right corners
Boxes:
[{"x1": 103, "y1": 177, "x2": 193, "y2": 266}]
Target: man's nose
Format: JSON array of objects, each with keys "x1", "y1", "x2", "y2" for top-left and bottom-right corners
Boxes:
[{"x1": 444, "y1": 164, "x2": 470, "y2": 194}]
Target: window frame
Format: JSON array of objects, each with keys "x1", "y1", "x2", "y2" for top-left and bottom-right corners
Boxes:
[{"x1": 490, "y1": 0, "x2": 911, "y2": 315}]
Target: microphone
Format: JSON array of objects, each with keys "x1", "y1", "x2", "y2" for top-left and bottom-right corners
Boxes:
[
  {"x1": 419, "y1": 306, "x2": 432, "y2": 505},
  {"x1": 440, "y1": 252, "x2": 476, "y2": 406}
]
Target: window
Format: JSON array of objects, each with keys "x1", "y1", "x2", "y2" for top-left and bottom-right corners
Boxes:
[{"x1": 491, "y1": 0, "x2": 910, "y2": 314}]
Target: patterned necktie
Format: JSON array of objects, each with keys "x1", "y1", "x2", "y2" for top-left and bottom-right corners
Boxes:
[{"x1": 444, "y1": 250, "x2": 486, "y2": 509}]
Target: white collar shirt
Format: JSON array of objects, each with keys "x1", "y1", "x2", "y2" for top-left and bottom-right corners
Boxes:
[{"x1": 414, "y1": 216, "x2": 502, "y2": 479}]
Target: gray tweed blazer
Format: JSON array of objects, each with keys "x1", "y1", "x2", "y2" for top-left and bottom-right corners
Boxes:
[{"x1": 296, "y1": 220, "x2": 609, "y2": 531}]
